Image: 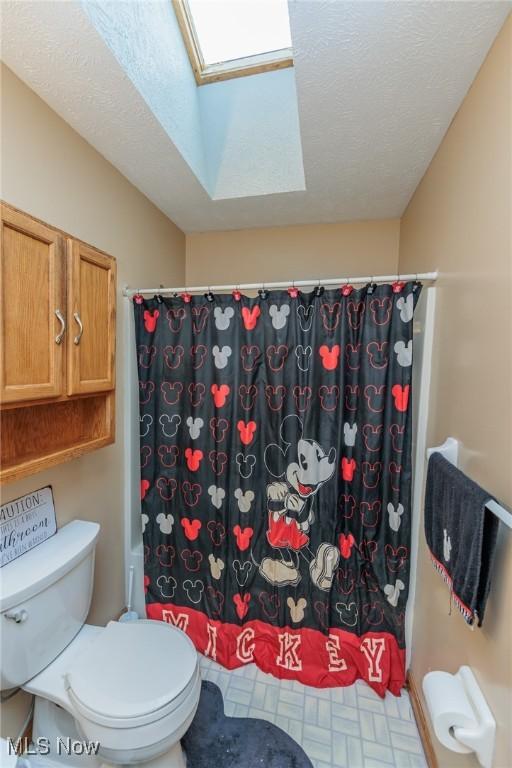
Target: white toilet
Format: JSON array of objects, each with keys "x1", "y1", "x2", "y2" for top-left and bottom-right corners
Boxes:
[{"x1": 0, "y1": 520, "x2": 201, "y2": 767}]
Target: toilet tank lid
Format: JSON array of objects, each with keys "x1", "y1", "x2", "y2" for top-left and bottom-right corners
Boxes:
[{"x1": 0, "y1": 520, "x2": 100, "y2": 612}]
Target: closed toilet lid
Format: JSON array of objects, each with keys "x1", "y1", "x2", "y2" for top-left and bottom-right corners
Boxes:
[{"x1": 65, "y1": 620, "x2": 198, "y2": 722}]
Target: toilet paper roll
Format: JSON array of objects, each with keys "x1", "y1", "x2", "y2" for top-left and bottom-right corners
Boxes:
[{"x1": 423, "y1": 671, "x2": 478, "y2": 754}]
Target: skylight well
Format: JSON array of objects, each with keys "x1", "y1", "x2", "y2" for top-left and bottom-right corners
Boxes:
[{"x1": 173, "y1": 0, "x2": 293, "y2": 85}]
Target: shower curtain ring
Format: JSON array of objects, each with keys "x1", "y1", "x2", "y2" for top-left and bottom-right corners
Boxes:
[
  {"x1": 341, "y1": 276, "x2": 353, "y2": 297},
  {"x1": 392, "y1": 273, "x2": 405, "y2": 294}
]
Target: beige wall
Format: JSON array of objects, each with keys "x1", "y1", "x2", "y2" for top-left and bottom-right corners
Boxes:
[
  {"x1": 0, "y1": 65, "x2": 186, "y2": 737},
  {"x1": 1, "y1": 14, "x2": 510, "y2": 762},
  {"x1": 186, "y1": 219, "x2": 400, "y2": 285},
  {"x1": 399, "y1": 17, "x2": 512, "y2": 768}
]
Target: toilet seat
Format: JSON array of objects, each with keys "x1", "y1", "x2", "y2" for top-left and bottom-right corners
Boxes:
[{"x1": 64, "y1": 620, "x2": 198, "y2": 728}]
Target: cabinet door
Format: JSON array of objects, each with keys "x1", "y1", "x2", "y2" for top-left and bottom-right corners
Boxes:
[
  {"x1": 0, "y1": 206, "x2": 65, "y2": 404},
  {"x1": 67, "y1": 240, "x2": 116, "y2": 395}
]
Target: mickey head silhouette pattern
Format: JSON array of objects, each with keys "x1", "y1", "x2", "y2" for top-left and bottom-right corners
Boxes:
[
  {"x1": 233, "y1": 593, "x2": 251, "y2": 620},
  {"x1": 212, "y1": 345, "x2": 232, "y2": 369},
  {"x1": 207, "y1": 485, "x2": 225, "y2": 509},
  {"x1": 287, "y1": 596, "x2": 307, "y2": 623},
  {"x1": 234, "y1": 488, "x2": 255, "y2": 513},
  {"x1": 269, "y1": 304, "x2": 290, "y2": 330},
  {"x1": 214, "y1": 306, "x2": 235, "y2": 331},
  {"x1": 211, "y1": 383, "x2": 230, "y2": 408},
  {"x1": 135, "y1": 283, "x2": 420, "y2": 648},
  {"x1": 186, "y1": 417, "x2": 204, "y2": 440},
  {"x1": 208, "y1": 554, "x2": 224, "y2": 580}
]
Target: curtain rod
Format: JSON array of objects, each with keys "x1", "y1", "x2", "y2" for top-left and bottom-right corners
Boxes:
[{"x1": 122, "y1": 271, "x2": 438, "y2": 297}]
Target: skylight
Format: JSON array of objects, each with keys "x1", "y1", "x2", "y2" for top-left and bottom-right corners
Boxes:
[{"x1": 174, "y1": 0, "x2": 293, "y2": 85}]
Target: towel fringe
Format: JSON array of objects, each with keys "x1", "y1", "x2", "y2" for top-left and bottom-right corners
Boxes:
[{"x1": 429, "y1": 551, "x2": 475, "y2": 626}]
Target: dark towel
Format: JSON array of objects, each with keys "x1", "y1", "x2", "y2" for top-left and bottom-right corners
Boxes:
[{"x1": 424, "y1": 452, "x2": 499, "y2": 626}]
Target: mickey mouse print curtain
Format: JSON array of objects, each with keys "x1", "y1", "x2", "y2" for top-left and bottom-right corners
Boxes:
[{"x1": 134, "y1": 282, "x2": 421, "y2": 696}]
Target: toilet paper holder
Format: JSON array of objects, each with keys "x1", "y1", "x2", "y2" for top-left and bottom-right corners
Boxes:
[{"x1": 423, "y1": 666, "x2": 496, "y2": 768}]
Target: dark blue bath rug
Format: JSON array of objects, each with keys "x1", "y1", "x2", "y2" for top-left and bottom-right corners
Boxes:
[{"x1": 182, "y1": 680, "x2": 313, "y2": 768}]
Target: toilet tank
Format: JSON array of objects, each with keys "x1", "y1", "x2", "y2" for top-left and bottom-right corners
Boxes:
[{"x1": 0, "y1": 520, "x2": 99, "y2": 690}]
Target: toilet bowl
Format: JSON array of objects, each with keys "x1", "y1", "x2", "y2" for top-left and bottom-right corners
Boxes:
[
  {"x1": 25, "y1": 620, "x2": 201, "y2": 767},
  {"x1": 0, "y1": 521, "x2": 201, "y2": 768}
]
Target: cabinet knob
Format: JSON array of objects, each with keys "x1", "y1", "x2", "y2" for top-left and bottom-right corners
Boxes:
[
  {"x1": 55, "y1": 309, "x2": 66, "y2": 344},
  {"x1": 73, "y1": 312, "x2": 83, "y2": 345}
]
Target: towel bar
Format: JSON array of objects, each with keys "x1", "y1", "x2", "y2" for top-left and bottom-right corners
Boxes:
[{"x1": 427, "y1": 438, "x2": 512, "y2": 530}]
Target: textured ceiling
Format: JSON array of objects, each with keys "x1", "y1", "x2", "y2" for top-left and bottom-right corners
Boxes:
[
  {"x1": 81, "y1": 1, "x2": 306, "y2": 200},
  {"x1": 1, "y1": 1, "x2": 510, "y2": 232}
]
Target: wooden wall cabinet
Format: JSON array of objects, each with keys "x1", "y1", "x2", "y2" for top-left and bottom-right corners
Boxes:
[
  {"x1": 0, "y1": 204, "x2": 116, "y2": 485},
  {"x1": 0, "y1": 208, "x2": 65, "y2": 404},
  {"x1": 67, "y1": 240, "x2": 116, "y2": 395}
]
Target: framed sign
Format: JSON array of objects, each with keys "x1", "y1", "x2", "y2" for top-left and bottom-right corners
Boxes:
[{"x1": 0, "y1": 486, "x2": 57, "y2": 567}]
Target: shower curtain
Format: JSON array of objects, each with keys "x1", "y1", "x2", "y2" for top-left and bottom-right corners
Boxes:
[{"x1": 134, "y1": 282, "x2": 421, "y2": 695}]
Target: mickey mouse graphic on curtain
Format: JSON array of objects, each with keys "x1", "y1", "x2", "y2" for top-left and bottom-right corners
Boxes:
[{"x1": 255, "y1": 415, "x2": 340, "y2": 590}]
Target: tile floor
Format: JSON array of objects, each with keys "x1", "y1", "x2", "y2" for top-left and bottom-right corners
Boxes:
[{"x1": 199, "y1": 654, "x2": 428, "y2": 768}]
